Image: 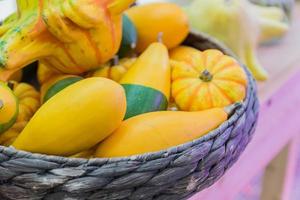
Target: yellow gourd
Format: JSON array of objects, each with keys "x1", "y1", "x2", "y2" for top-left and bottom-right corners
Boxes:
[
  {"x1": 0, "y1": 82, "x2": 40, "y2": 146},
  {"x1": 126, "y1": 3, "x2": 189, "y2": 53},
  {"x1": 95, "y1": 105, "x2": 235, "y2": 158},
  {"x1": 11, "y1": 81, "x2": 40, "y2": 122},
  {"x1": 0, "y1": 0, "x2": 135, "y2": 81},
  {"x1": 0, "y1": 121, "x2": 27, "y2": 146},
  {"x1": 120, "y1": 42, "x2": 171, "y2": 119},
  {"x1": 170, "y1": 46, "x2": 247, "y2": 111},
  {"x1": 13, "y1": 78, "x2": 127, "y2": 156},
  {"x1": 37, "y1": 61, "x2": 62, "y2": 85},
  {"x1": 70, "y1": 146, "x2": 98, "y2": 159},
  {"x1": 90, "y1": 57, "x2": 137, "y2": 82},
  {"x1": 40, "y1": 75, "x2": 83, "y2": 103}
]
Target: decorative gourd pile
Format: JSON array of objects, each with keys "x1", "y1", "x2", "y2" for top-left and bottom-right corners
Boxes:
[{"x1": 0, "y1": 1, "x2": 248, "y2": 158}]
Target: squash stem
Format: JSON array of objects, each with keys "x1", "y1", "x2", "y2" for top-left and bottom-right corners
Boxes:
[
  {"x1": 157, "y1": 32, "x2": 163, "y2": 43},
  {"x1": 0, "y1": 99, "x2": 3, "y2": 110},
  {"x1": 199, "y1": 69, "x2": 213, "y2": 82}
]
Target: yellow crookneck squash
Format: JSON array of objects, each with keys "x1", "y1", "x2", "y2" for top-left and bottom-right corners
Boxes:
[
  {"x1": 0, "y1": 0, "x2": 135, "y2": 81},
  {"x1": 170, "y1": 46, "x2": 247, "y2": 111},
  {"x1": 13, "y1": 78, "x2": 127, "y2": 156},
  {"x1": 126, "y1": 3, "x2": 189, "y2": 53},
  {"x1": 95, "y1": 104, "x2": 238, "y2": 158},
  {"x1": 120, "y1": 42, "x2": 171, "y2": 119},
  {"x1": 0, "y1": 81, "x2": 40, "y2": 146},
  {"x1": 90, "y1": 57, "x2": 137, "y2": 82}
]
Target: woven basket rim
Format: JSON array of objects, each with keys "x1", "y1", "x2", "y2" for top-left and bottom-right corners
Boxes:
[{"x1": 0, "y1": 31, "x2": 256, "y2": 165}]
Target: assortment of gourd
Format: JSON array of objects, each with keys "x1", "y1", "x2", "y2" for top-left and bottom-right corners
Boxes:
[{"x1": 0, "y1": 1, "x2": 248, "y2": 158}]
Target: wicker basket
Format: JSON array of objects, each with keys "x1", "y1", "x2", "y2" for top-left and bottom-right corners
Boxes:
[{"x1": 0, "y1": 32, "x2": 259, "y2": 200}]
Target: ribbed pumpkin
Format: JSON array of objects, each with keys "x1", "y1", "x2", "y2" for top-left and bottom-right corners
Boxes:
[
  {"x1": 0, "y1": 121, "x2": 27, "y2": 146},
  {"x1": 0, "y1": 81, "x2": 40, "y2": 145},
  {"x1": 11, "y1": 81, "x2": 40, "y2": 122},
  {"x1": 170, "y1": 46, "x2": 247, "y2": 111},
  {"x1": 90, "y1": 57, "x2": 137, "y2": 82}
]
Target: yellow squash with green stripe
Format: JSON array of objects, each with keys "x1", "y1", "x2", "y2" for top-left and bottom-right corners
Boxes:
[
  {"x1": 13, "y1": 78, "x2": 127, "y2": 156},
  {"x1": 120, "y1": 42, "x2": 171, "y2": 119}
]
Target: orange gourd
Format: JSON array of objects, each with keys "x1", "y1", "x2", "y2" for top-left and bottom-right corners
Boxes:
[
  {"x1": 170, "y1": 46, "x2": 247, "y2": 111},
  {"x1": 126, "y1": 3, "x2": 189, "y2": 53}
]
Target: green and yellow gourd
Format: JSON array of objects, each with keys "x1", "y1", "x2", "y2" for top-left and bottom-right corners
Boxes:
[
  {"x1": 41, "y1": 75, "x2": 83, "y2": 103},
  {"x1": 120, "y1": 42, "x2": 171, "y2": 119},
  {"x1": 13, "y1": 78, "x2": 127, "y2": 156},
  {"x1": 118, "y1": 15, "x2": 138, "y2": 58},
  {"x1": 0, "y1": 82, "x2": 18, "y2": 134},
  {"x1": 38, "y1": 60, "x2": 83, "y2": 103},
  {"x1": 0, "y1": 0, "x2": 135, "y2": 81}
]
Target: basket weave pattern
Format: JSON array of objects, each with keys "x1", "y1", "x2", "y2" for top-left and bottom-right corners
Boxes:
[{"x1": 0, "y1": 32, "x2": 259, "y2": 200}]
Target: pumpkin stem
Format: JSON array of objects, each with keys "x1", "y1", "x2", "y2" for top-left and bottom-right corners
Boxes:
[
  {"x1": 112, "y1": 55, "x2": 119, "y2": 66},
  {"x1": 0, "y1": 99, "x2": 3, "y2": 110},
  {"x1": 199, "y1": 69, "x2": 213, "y2": 82}
]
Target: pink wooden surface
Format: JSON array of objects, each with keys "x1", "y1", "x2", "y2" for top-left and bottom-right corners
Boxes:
[
  {"x1": 190, "y1": 68, "x2": 300, "y2": 200},
  {"x1": 281, "y1": 136, "x2": 300, "y2": 200},
  {"x1": 189, "y1": 4, "x2": 300, "y2": 199}
]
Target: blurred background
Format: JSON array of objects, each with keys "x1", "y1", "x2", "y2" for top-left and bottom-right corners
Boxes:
[{"x1": 0, "y1": 0, "x2": 300, "y2": 200}]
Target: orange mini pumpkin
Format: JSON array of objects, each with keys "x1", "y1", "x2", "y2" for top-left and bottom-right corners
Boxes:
[{"x1": 170, "y1": 46, "x2": 247, "y2": 111}]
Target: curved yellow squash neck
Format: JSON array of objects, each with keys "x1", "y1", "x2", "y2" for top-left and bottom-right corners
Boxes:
[{"x1": 120, "y1": 42, "x2": 171, "y2": 99}]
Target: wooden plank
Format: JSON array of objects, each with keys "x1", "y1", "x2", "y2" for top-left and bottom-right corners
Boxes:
[
  {"x1": 281, "y1": 136, "x2": 300, "y2": 200},
  {"x1": 260, "y1": 136, "x2": 300, "y2": 200},
  {"x1": 260, "y1": 144, "x2": 290, "y2": 200},
  {"x1": 189, "y1": 69, "x2": 300, "y2": 200}
]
